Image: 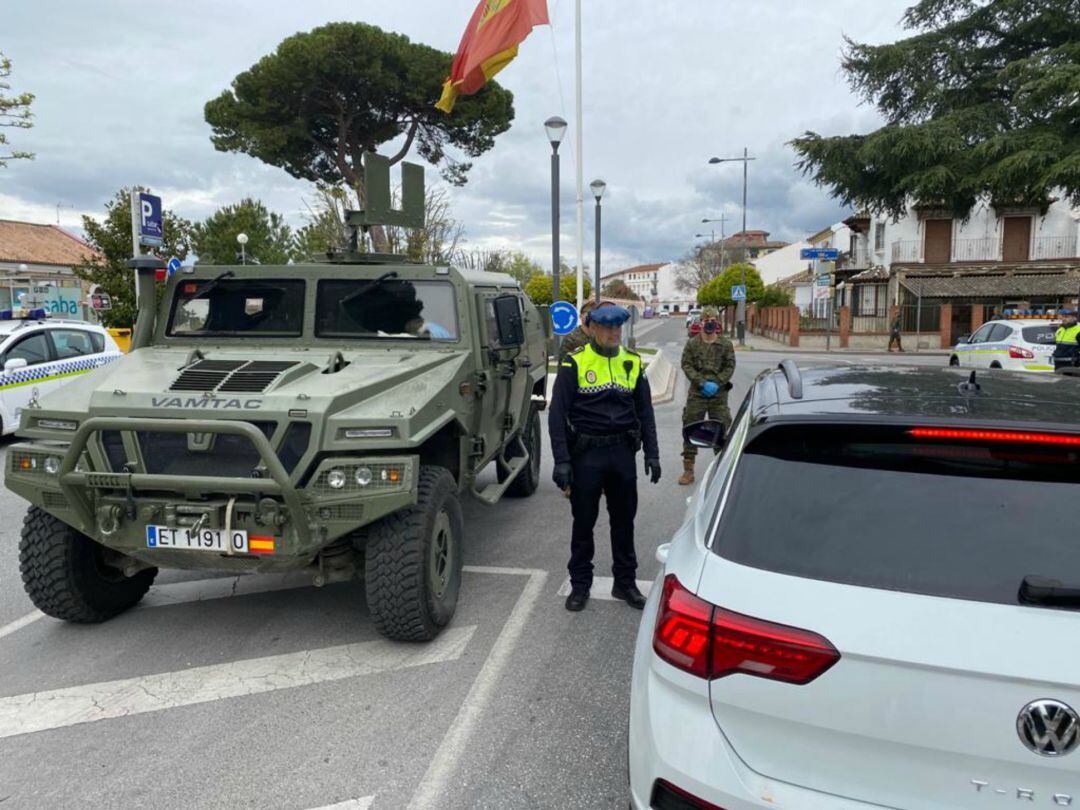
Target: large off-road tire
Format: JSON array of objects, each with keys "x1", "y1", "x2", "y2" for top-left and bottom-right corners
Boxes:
[
  {"x1": 18, "y1": 507, "x2": 157, "y2": 623},
  {"x1": 502, "y1": 404, "x2": 541, "y2": 498},
  {"x1": 364, "y1": 466, "x2": 463, "y2": 641}
]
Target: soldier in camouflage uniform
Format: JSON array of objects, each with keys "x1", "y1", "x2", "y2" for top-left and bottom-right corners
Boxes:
[
  {"x1": 560, "y1": 300, "x2": 613, "y2": 358},
  {"x1": 679, "y1": 306, "x2": 736, "y2": 485}
]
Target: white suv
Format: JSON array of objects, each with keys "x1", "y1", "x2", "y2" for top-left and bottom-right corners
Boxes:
[
  {"x1": 630, "y1": 361, "x2": 1080, "y2": 809},
  {"x1": 0, "y1": 318, "x2": 121, "y2": 434},
  {"x1": 950, "y1": 318, "x2": 1057, "y2": 372}
]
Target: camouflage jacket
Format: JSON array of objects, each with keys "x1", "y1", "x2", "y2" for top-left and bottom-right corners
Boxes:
[
  {"x1": 559, "y1": 326, "x2": 590, "y2": 358},
  {"x1": 681, "y1": 335, "x2": 736, "y2": 393}
]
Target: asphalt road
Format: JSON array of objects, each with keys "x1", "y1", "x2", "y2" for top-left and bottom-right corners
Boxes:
[{"x1": 0, "y1": 320, "x2": 947, "y2": 810}]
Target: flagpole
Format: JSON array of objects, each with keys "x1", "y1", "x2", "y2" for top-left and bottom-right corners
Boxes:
[{"x1": 574, "y1": 0, "x2": 584, "y2": 311}]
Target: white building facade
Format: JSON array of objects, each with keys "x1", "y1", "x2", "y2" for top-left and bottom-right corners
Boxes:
[{"x1": 603, "y1": 262, "x2": 698, "y2": 314}]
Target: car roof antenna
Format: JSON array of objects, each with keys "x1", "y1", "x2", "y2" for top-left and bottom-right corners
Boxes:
[{"x1": 958, "y1": 370, "x2": 981, "y2": 395}]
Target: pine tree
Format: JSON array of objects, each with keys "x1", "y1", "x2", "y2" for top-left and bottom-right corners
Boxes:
[{"x1": 791, "y1": 0, "x2": 1080, "y2": 217}]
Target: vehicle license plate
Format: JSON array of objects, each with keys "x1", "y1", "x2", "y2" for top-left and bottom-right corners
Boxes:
[{"x1": 146, "y1": 525, "x2": 248, "y2": 553}]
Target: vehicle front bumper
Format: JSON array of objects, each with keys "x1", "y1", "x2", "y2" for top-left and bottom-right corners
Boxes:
[{"x1": 6, "y1": 416, "x2": 417, "y2": 570}]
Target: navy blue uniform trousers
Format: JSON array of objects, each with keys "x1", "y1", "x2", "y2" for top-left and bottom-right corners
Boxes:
[{"x1": 568, "y1": 442, "x2": 639, "y2": 592}]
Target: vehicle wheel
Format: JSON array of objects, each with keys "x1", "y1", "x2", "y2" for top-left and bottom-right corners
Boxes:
[
  {"x1": 502, "y1": 404, "x2": 541, "y2": 498},
  {"x1": 364, "y1": 466, "x2": 463, "y2": 641},
  {"x1": 949, "y1": 356, "x2": 960, "y2": 366},
  {"x1": 18, "y1": 506, "x2": 157, "y2": 623}
]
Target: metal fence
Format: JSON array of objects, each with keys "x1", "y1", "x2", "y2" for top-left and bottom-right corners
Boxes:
[
  {"x1": 891, "y1": 240, "x2": 922, "y2": 263},
  {"x1": 1034, "y1": 235, "x2": 1078, "y2": 260},
  {"x1": 900, "y1": 302, "x2": 941, "y2": 333},
  {"x1": 852, "y1": 315, "x2": 890, "y2": 333},
  {"x1": 953, "y1": 237, "x2": 998, "y2": 262}
]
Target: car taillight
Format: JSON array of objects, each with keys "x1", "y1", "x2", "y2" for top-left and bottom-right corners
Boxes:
[
  {"x1": 653, "y1": 574, "x2": 839, "y2": 684},
  {"x1": 1009, "y1": 345, "x2": 1035, "y2": 359}
]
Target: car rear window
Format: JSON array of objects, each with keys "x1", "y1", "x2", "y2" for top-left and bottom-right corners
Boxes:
[
  {"x1": 714, "y1": 424, "x2": 1080, "y2": 606},
  {"x1": 1022, "y1": 326, "x2": 1057, "y2": 345}
]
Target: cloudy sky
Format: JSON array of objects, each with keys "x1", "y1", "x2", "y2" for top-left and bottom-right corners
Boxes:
[{"x1": 2, "y1": 0, "x2": 914, "y2": 271}]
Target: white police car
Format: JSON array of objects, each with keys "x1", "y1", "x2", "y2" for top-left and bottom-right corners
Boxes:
[
  {"x1": 949, "y1": 318, "x2": 1058, "y2": 372},
  {"x1": 0, "y1": 313, "x2": 121, "y2": 434}
]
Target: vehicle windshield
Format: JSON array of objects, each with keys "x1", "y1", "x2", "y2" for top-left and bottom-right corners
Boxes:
[
  {"x1": 167, "y1": 279, "x2": 305, "y2": 338},
  {"x1": 1022, "y1": 326, "x2": 1057, "y2": 345},
  {"x1": 315, "y1": 279, "x2": 459, "y2": 341},
  {"x1": 713, "y1": 424, "x2": 1080, "y2": 607}
]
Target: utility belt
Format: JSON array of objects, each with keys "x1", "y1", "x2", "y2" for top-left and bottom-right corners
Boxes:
[{"x1": 569, "y1": 428, "x2": 641, "y2": 455}]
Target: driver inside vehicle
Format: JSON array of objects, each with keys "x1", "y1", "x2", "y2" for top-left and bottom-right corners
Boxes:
[{"x1": 341, "y1": 280, "x2": 451, "y2": 339}]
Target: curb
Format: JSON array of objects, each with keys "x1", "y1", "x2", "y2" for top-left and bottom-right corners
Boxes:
[{"x1": 648, "y1": 349, "x2": 677, "y2": 405}]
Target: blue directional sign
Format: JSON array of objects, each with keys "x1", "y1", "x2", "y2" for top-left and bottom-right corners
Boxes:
[
  {"x1": 167, "y1": 256, "x2": 182, "y2": 276},
  {"x1": 550, "y1": 301, "x2": 580, "y2": 336},
  {"x1": 800, "y1": 247, "x2": 840, "y2": 261},
  {"x1": 138, "y1": 192, "x2": 164, "y2": 247},
  {"x1": 731, "y1": 285, "x2": 747, "y2": 302}
]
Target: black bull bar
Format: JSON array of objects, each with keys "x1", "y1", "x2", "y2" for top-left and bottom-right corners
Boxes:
[{"x1": 57, "y1": 417, "x2": 311, "y2": 547}]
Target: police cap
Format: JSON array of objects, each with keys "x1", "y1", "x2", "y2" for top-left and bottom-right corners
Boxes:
[{"x1": 588, "y1": 304, "x2": 631, "y2": 327}]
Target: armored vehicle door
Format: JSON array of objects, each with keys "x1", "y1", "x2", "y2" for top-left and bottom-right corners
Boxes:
[{"x1": 476, "y1": 291, "x2": 530, "y2": 463}]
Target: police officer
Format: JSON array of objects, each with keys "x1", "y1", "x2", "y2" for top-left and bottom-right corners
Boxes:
[
  {"x1": 679, "y1": 306, "x2": 735, "y2": 486},
  {"x1": 548, "y1": 304, "x2": 660, "y2": 612},
  {"x1": 559, "y1": 299, "x2": 613, "y2": 358},
  {"x1": 1054, "y1": 308, "x2": 1080, "y2": 370}
]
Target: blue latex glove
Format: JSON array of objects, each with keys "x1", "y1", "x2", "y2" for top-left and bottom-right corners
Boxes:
[{"x1": 701, "y1": 381, "x2": 720, "y2": 398}]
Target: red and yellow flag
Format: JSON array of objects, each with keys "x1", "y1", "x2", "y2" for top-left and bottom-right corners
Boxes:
[{"x1": 436, "y1": 0, "x2": 549, "y2": 114}]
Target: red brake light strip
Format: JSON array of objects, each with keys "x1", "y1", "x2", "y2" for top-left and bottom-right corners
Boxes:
[{"x1": 909, "y1": 428, "x2": 1080, "y2": 447}]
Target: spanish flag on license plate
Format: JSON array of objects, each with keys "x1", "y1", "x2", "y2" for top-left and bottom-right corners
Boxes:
[{"x1": 249, "y1": 536, "x2": 276, "y2": 555}]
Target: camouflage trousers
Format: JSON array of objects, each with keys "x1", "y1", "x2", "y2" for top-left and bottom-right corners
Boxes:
[{"x1": 682, "y1": 393, "x2": 731, "y2": 460}]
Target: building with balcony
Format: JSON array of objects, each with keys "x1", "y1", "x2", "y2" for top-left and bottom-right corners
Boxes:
[
  {"x1": 841, "y1": 197, "x2": 1080, "y2": 345},
  {"x1": 721, "y1": 230, "x2": 790, "y2": 259}
]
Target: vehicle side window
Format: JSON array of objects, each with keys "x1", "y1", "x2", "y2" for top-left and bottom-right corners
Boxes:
[
  {"x1": 4, "y1": 332, "x2": 50, "y2": 366},
  {"x1": 987, "y1": 324, "x2": 1012, "y2": 342},
  {"x1": 969, "y1": 324, "x2": 994, "y2": 343},
  {"x1": 89, "y1": 332, "x2": 105, "y2": 353},
  {"x1": 50, "y1": 329, "x2": 94, "y2": 359}
]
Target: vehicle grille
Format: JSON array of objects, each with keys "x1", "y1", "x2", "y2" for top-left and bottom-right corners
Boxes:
[
  {"x1": 43, "y1": 491, "x2": 69, "y2": 509},
  {"x1": 170, "y1": 359, "x2": 298, "y2": 393},
  {"x1": 136, "y1": 424, "x2": 276, "y2": 477}
]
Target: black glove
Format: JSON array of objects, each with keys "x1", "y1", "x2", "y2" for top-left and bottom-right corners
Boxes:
[
  {"x1": 553, "y1": 462, "x2": 573, "y2": 491},
  {"x1": 644, "y1": 457, "x2": 661, "y2": 484}
]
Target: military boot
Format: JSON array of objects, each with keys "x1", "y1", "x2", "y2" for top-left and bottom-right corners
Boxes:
[{"x1": 678, "y1": 458, "x2": 695, "y2": 486}]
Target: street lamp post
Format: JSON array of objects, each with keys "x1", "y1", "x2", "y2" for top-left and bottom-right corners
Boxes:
[
  {"x1": 236, "y1": 232, "x2": 249, "y2": 265},
  {"x1": 545, "y1": 117, "x2": 568, "y2": 310},
  {"x1": 708, "y1": 149, "x2": 756, "y2": 346},
  {"x1": 590, "y1": 179, "x2": 606, "y2": 304},
  {"x1": 702, "y1": 215, "x2": 728, "y2": 271}
]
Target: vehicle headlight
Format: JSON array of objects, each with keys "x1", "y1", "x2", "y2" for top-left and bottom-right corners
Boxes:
[
  {"x1": 36, "y1": 419, "x2": 78, "y2": 431},
  {"x1": 355, "y1": 467, "x2": 373, "y2": 487},
  {"x1": 343, "y1": 428, "x2": 394, "y2": 439},
  {"x1": 326, "y1": 469, "x2": 347, "y2": 490},
  {"x1": 44, "y1": 457, "x2": 61, "y2": 475}
]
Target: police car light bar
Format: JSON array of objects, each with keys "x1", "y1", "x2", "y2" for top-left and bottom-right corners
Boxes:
[
  {"x1": 0, "y1": 308, "x2": 48, "y2": 320},
  {"x1": 909, "y1": 428, "x2": 1080, "y2": 447}
]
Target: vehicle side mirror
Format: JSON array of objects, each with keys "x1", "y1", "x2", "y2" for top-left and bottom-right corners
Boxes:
[
  {"x1": 493, "y1": 295, "x2": 525, "y2": 348},
  {"x1": 683, "y1": 419, "x2": 727, "y2": 450},
  {"x1": 955, "y1": 334, "x2": 970, "y2": 345},
  {"x1": 4, "y1": 357, "x2": 28, "y2": 372}
]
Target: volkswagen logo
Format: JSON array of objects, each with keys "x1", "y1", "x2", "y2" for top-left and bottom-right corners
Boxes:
[{"x1": 1017, "y1": 699, "x2": 1080, "y2": 757}]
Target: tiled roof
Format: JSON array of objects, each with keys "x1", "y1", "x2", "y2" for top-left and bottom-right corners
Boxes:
[
  {"x1": 849, "y1": 266, "x2": 891, "y2": 282},
  {"x1": 901, "y1": 272, "x2": 1080, "y2": 298},
  {"x1": 0, "y1": 220, "x2": 101, "y2": 267},
  {"x1": 778, "y1": 269, "x2": 814, "y2": 285}
]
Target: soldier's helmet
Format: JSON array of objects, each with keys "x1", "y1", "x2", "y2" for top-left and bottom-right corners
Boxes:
[{"x1": 701, "y1": 306, "x2": 720, "y2": 320}]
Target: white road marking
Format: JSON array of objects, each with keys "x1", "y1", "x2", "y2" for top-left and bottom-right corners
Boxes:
[
  {"x1": 0, "y1": 610, "x2": 44, "y2": 641},
  {"x1": 409, "y1": 566, "x2": 548, "y2": 810},
  {"x1": 556, "y1": 575, "x2": 653, "y2": 600},
  {"x1": 0, "y1": 624, "x2": 476, "y2": 740},
  {"x1": 305, "y1": 797, "x2": 375, "y2": 810}
]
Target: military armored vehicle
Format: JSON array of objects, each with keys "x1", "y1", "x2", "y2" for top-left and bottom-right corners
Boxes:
[{"x1": 6, "y1": 156, "x2": 548, "y2": 641}]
